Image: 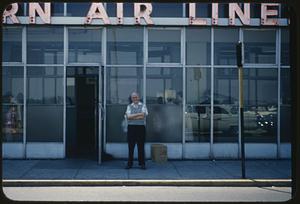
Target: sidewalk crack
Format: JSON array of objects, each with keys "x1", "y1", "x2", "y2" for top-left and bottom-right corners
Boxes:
[
  {"x1": 214, "y1": 161, "x2": 239, "y2": 178},
  {"x1": 73, "y1": 160, "x2": 86, "y2": 179},
  {"x1": 19, "y1": 160, "x2": 39, "y2": 179},
  {"x1": 170, "y1": 161, "x2": 183, "y2": 179}
]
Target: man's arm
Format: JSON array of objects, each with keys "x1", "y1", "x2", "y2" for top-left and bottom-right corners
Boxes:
[{"x1": 127, "y1": 113, "x2": 145, "y2": 120}]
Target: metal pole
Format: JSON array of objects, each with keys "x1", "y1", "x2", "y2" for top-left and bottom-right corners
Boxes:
[
  {"x1": 236, "y1": 41, "x2": 245, "y2": 179},
  {"x1": 239, "y1": 67, "x2": 245, "y2": 179}
]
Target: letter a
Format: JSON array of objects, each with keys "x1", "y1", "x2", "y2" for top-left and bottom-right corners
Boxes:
[{"x1": 85, "y1": 3, "x2": 110, "y2": 24}]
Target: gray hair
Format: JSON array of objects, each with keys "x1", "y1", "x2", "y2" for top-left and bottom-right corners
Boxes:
[{"x1": 131, "y1": 92, "x2": 139, "y2": 97}]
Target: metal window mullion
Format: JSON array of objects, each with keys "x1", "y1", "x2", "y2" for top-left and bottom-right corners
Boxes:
[
  {"x1": 23, "y1": 64, "x2": 64, "y2": 67},
  {"x1": 186, "y1": 65, "x2": 212, "y2": 68},
  {"x1": 143, "y1": 26, "x2": 147, "y2": 154},
  {"x1": 146, "y1": 63, "x2": 183, "y2": 68},
  {"x1": 67, "y1": 63, "x2": 100, "y2": 67},
  {"x1": 102, "y1": 27, "x2": 107, "y2": 153},
  {"x1": 243, "y1": 64, "x2": 277, "y2": 68},
  {"x1": 2, "y1": 62, "x2": 24, "y2": 66},
  {"x1": 278, "y1": 4, "x2": 282, "y2": 18},
  {"x1": 64, "y1": 3, "x2": 67, "y2": 16},
  {"x1": 182, "y1": 27, "x2": 186, "y2": 159},
  {"x1": 23, "y1": 26, "x2": 27, "y2": 158},
  {"x1": 63, "y1": 26, "x2": 67, "y2": 158},
  {"x1": 277, "y1": 28, "x2": 281, "y2": 158},
  {"x1": 24, "y1": 3, "x2": 27, "y2": 16},
  {"x1": 210, "y1": 27, "x2": 214, "y2": 159},
  {"x1": 144, "y1": 26, "x2": 147, "y2": 104},
  {"x1": 148, "y1": 27, "x2": 182, "y2": 31},
  {"x1": 106, "y1": 64, "x2": 144, "y2": 68},
  {"x1": 98, "y1": 27, "x2": 105, "y2": 164}
]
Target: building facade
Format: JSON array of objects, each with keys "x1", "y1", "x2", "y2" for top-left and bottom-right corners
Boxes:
[{"x1": 2, "y1": 2, "x2": 291, "y2": 162}]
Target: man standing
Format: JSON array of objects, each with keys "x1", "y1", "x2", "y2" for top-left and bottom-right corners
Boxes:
[{"x1": 125, "y1": 92, "x2": 148, "y2": 170}]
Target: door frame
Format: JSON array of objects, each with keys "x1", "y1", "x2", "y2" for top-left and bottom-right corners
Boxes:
[{"x1": 64, "y1": 26, "x2": 104, "y2": 162}]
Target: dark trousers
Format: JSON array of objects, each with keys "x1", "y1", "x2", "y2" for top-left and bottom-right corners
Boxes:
[{"x1": 127, "y1": 125, "x2": 145, "y2": 166}]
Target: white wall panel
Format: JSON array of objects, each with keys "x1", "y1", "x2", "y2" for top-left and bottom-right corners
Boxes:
[
  {"x1": 26, "y1": 143, "x2": 64, "y2": 158},
  {"x1": 2, "y1": 143, "x2": 24, "y2": 158}
]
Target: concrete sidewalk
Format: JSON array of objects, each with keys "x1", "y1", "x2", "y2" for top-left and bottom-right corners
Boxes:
[{"x1": 2, "y1": 159, "x2": 291, "y2": 187}]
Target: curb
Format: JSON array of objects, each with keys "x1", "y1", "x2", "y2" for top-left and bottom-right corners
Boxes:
[{"x1": 2, "y1": 179, "x2": 291, "y2": 187}]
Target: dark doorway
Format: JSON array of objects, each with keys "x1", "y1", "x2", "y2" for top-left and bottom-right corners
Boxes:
[{"x1": 66, "y1": 67, "x2": 99, "y2": 160}]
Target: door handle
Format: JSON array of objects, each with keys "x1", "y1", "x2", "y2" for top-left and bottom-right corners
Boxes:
[{"x1": 98, "y1": 103, "x2": 105, "y2": 120}]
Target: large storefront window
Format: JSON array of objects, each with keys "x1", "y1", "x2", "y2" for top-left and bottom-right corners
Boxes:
[
  {"x1": 2, "y1": 67, "x2": 24, "y2": 142},
  {"x1": 27, "y1": 27, "x2": 64, "y2": 64},
  {"x1": 146, "y1": 67, "x2": 183, "y2": 142},
  {"x1": 107, "y1": 27, "x2": 143, "y2": 65},
  {"x1": 1, "y1": 2, "x2": 292, "y2": 161},
  {"x1": 281, "y1": 28, "x2": 290, "y2": 66},
  {"x1": 68, "y1": 28, "x2": 102, "y2": 63},
  {"x1": 280, "y1": 68, "x2": 291, "y2": 142},
  {"x1": 214, "y1": 28, "x2": 239, "y2": 65},
  {"x1": 148, "y1": 29, "x2": 181, "y2": 63},
  {"x1": 244, "y1": 29, "x2": 276, "y2": 64},
  {"x1": 186, "y1": 28, "x2": 211, "y2": 65},
  {"x1": 185, "y1": 67, "x2": 211, "y2": 142},
  {"x1": 3, "y1": 27, "x2": 22, "y2": 62},
  {"x1": 243, "y1": 68, "x2": 278, "y2": 143},
  {"x1": 214, "y1": 68, "x2": 239, "y2": 143},
  {"x1": 106, "y1": 67, "x2": 143, "y2": 142},
  {"x1": 26, "y1": 67, "x2": 63, "y2": 142}
]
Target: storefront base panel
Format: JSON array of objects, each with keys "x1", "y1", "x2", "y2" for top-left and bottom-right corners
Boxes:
[
  {"x1": 280, "y1": 143, "x2": 291, "y2": 158},
  {"x1": 3, "y1": 143, "x2": 24, "y2": 158},
  {"x1": 213, "y1": 143, "x2": 239, "y2": 159},
  {"x1": 245, "y1": 143, "x2": 277, "y2": 159},
  {"x1": 106, "y1": 143, "x2": 183, "y2": 159},
  {"x1": 26, "y1": 143, "x2": 64, "y2": 159},
  {"x1": 2, "y1": 143, "x2": 291, "y2": 159},
  {"x1": 183, "y1": 143, "x2": 210, "y2": 159}
]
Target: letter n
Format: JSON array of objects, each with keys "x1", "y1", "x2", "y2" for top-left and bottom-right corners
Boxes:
[
  {"x1": 29, "y1": 3, "x2": 51, "y2": 24},
  {"x1": 229, "y1": 3, "x2": 250, "y2": 25}
]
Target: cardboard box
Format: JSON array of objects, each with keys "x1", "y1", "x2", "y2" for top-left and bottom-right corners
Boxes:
[{"x1": 151, "y1": 144, "x2": 167, "y2": 163}]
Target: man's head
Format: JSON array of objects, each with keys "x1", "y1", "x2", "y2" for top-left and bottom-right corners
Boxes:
[{"x1": 131, "y1": 92, "x2": 140, "y2": 104}]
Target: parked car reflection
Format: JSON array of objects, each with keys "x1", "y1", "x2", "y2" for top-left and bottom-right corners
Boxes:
[{"x1": 185, "y1": 104, "x2": 277, "y2": 142}]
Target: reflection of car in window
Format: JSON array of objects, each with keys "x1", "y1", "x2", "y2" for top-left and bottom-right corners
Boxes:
[
  {"x1": 255, "y1": 106, "x2": 277, "y2": 130},
  {"x1": 213, "y1": 106, "x2": 229, "y2": 114}
]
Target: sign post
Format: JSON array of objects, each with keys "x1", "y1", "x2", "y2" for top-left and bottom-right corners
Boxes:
[{"x1": 236, "y1": 41, "x2": 246, "y2": 179}]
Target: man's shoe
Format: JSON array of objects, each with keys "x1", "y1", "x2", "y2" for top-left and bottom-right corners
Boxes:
[
  {"x1": 141, "y1": 165, "x2": 146, "y2": 170},
  {"x1": 125, "y1": 165, "x2": 132, "y2": 169}
]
